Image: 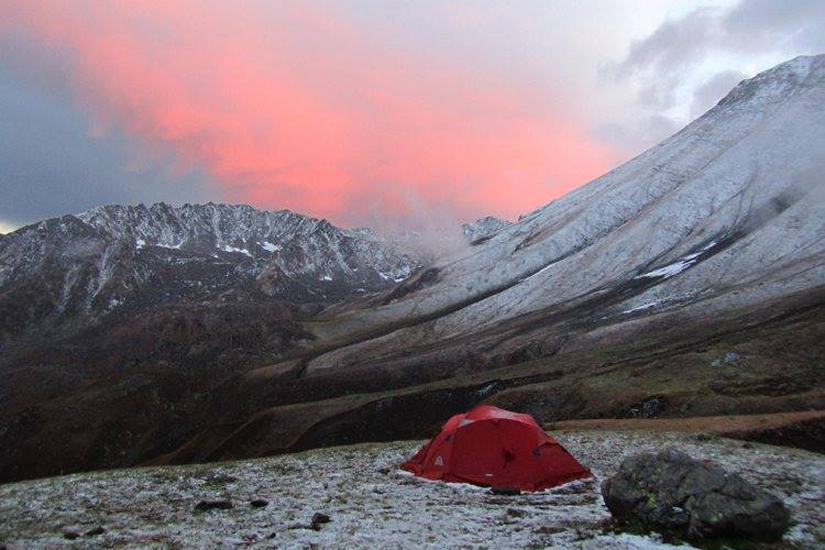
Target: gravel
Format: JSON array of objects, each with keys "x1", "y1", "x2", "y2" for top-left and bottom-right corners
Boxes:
[{"x1": 0, "y1": 431, "x2": 822, "y2": 549}]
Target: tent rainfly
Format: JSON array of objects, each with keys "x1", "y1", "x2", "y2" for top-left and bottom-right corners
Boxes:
[{"x1": 401, "y1": 405, "x2": 590, "y2": 491}]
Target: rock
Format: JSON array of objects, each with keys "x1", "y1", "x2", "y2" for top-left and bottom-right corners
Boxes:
[
  {"x1": 506, "y1": 508, "x2": 526, "y2": 518},
  {"x1": 85, "y1": 526, "x2": 105, "y2": 537},
  {"x1": 490, "y1": 486, "x2": 520, "y2": 496},
  {"x1": 724, "y1": 351, "x2": 742, "y2": 366},
  {"x1": 713, "y1": 351, "x2": 742, "y2": 368},
  {"x1": 311, "y1": 512, "x2": 331, "y2": 530},
  {"x1": 250, "y1": 498, "x2": 269, "y2": 508},
  {"x1": 601, "y1": 449, "x2": 790, "y2": 542},
  {"x1": 629, "y1": 395, "x2": 666, "y2": 418},
  {"x1": 62, "y1": 530, "x2": 80, "y2": 540},
  {"x1": 194, "y1": 499, "x2": 233, "y2": 512}
]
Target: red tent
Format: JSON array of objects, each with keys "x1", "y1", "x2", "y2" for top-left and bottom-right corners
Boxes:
[{"x1": 401, "y1": 405, "x2": 590, "y2": 491}]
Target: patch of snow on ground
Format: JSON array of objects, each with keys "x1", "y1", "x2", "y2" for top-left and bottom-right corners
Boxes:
[
  {"x1": 261, "y1": 241, "x2": 280, "y2": 252},
  {"x1": 635, "y1": 241, "x2": 719, "y2": 281},
  {"x1": 135, "y1": 238, "x2": 145, "y2": 249},
  {"x1": 0, "y1": 432, "x2": 822, "y2": 550},
  {"x1": 220, "y1": 244, "x2": 252, "y2": 257},
  {"x1": 518, "y1": 260, "x2": 559, "y2": 283},
  {"x1": 622, "y1": 301, "x2": 661, "y2": 314},
  {"x1": 635, "y1": 260, "x2": 693, "y2": 280}
]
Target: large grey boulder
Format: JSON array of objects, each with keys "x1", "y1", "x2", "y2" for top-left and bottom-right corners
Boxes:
[{"x1": 601, "y1": 449, "x2": 790, "y2": 542}]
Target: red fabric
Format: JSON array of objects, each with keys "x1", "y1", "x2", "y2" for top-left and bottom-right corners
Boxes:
[{"x1": 401, "y1": 405, "x2": 591, "y2": 491}]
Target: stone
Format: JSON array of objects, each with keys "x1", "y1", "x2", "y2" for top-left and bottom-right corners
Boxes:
[
  {"x1": 490, "y1": 486, "x2": 520, "y2": 496},
  {"x1": 85, "y1": 526, "x2": 106, "y2": 537},
  {"x1": 629, "y1": 396, "x2": 666, "y2": 418},
  {"x1": 250, "y1": 498, "x2": 269, "y2": 508},
  {"x1": 194, "y1": 499, "x2": 233, "y2": 512},
  {"x1": 601, "y1": 449, "x2": 790, "y2": 542},
  {"x1": 62, "y1": 530, "x2": 80, "y2": 540},
  {"x1": 724, "y1": 351, "x2": 742, "y2": 366},
  {"x1": 311, "y1": 512, "x2": 331, "y2": 530},
  {"x1": 713, "y1": 351, "x2": 742, "y2": 368}
]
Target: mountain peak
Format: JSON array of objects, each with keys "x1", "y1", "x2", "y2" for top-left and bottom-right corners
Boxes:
[
  {"x1": 717, "y1": 53, "x2": 825, "y2": 110},
  {"x1": 461, "y1": 216, "x2": 512, "y2": 242}
]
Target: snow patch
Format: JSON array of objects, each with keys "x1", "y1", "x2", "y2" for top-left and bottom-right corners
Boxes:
[
  {"x1": 622, "y1": 301, "x2": 661, "y2": 314},
  {"x1": 518, "y1": 259, "x2": 558, "y2": 283},
  {"x1": 220, "y1": 244, "x2": 252, "y2": 257},
  {"x1": 634, "y1": 242, "x2": 717, "y2": 281}
]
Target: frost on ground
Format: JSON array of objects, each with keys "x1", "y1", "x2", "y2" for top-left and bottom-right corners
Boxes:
[{"x1": 0, "y1": 431, "x2": 823, "y2": 550}]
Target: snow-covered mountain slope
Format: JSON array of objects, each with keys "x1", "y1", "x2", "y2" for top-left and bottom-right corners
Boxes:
[
  {"x1": 0, "y1": 203, "x2": 420, "y2": 339},
  {"x1": 461, "y1": 216, "x2": 512, "y2": 243},
  {"x1": 299, "y1": 54, "x2": 825, "y2": 372}
]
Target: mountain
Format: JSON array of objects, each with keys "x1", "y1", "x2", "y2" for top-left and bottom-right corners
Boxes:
[
  {"x1": 0, "y1": 202, "x2": 420, "y2": 341},
  {"x1": 1, "y1": 55, "x2": 824, "y2": 482},
  {"x1": 461, "y1": 216, "x2": 512, "y2": 243}
]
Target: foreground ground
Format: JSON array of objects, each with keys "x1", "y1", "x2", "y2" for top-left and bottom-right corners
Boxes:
[{"x1": 0, "y1": 431, "x2": 823, "y2": 550}]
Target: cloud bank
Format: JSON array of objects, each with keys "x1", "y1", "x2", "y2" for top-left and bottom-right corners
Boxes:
[
  {"x1": 1, "y1": 1, "x2": 821, "y2": 230},
  {"x1": 601, "y1": 0, "x2": 825, "y2": 151},
  {"x1": 1, "y1": 1, "x2": 616, "y2": 230}
]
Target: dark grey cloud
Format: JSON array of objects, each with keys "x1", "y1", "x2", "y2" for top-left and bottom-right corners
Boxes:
[
  {"x1": 691, "y1": 69, "x2": 747, "y2": 117},
  {"x1": 615, "y1": 0, "x2": 825, "y2": 85},
  {"x1": 616, "y1": 8, "x2": 719, "y2": 83},
  {"x1": 724, "y1": 0, "x2": 825, "y2": 52},
  {"x1": 0, "y1": 34, "x2": 219, "y2": 228},
  {"x1": 597, "y1": 0, "x2": 824, "y2": 156}
]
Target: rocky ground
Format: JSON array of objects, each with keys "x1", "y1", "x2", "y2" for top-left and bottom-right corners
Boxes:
[{"x1": 0, "y1": 431, "x2": 822, "y2": 550}]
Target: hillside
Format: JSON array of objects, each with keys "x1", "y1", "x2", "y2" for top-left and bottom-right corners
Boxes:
[
  {"x1": 155, "y1": 55, "x2": 825, "y2": 466},
  {"x1": 1, "y1": 433, "x2": 823, "y2": 549},
  {"x1": 1, "y1": 55, "x2": 824, "y2": 482}
]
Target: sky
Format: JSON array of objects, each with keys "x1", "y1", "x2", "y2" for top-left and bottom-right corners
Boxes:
[{"x1": 1, "y1": 0, "x2": 823, "y2": 233}]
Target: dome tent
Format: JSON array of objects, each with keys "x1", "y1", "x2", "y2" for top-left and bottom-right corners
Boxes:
[{"x1": 401, "y1": 405, "x2": 590, "y2": 491}]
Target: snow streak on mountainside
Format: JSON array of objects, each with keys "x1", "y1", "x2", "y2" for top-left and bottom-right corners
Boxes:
[
  {"x1": 304, "y1": 54, "x2": 825, "y2": 372},
  {"x1": 0, "y1": 203, "x2": 420, "y2": 339}
]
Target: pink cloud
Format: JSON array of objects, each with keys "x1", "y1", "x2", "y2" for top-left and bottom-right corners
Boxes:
[{"x1": 2, "y1": 0, "x2": 618, "y2": 228}]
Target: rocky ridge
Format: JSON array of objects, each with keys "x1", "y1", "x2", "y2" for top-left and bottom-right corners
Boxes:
[{"x1": 0, "y1": 202, "x2": 420, "y2": 341}]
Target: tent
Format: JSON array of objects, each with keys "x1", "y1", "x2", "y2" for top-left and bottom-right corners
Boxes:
[{"x1": 400, "y1": 405, "x2": 590, "y2": 491}]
